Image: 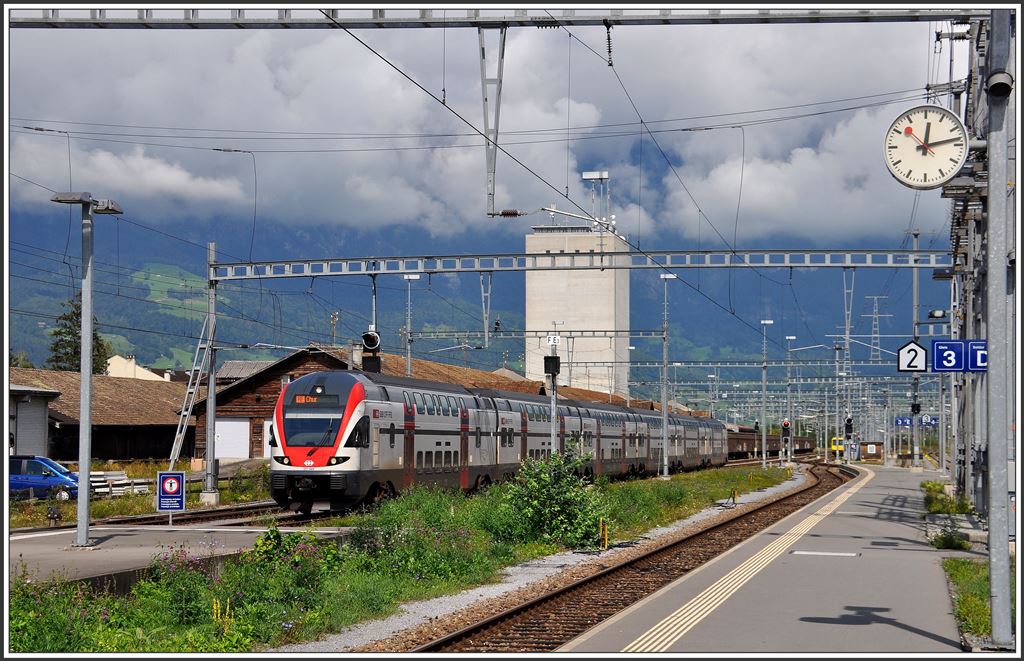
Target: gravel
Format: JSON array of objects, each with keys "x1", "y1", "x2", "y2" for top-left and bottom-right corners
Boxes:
[{"x1": 268, "y1": 464, "x2": 810, "y2": 654}]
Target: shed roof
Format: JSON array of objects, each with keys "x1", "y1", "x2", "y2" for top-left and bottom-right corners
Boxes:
[{"x1": 8, "y1": 367, "x2": 188, "y2": 426}]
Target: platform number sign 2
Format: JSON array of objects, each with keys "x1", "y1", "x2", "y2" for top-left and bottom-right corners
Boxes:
[{"x1": 897, "y1": 341, "x2": 927, "y2": 372}]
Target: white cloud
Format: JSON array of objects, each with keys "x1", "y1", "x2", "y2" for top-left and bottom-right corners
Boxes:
[{"x1": 7, "y1": 16, "x2": 967, "y2": 243}]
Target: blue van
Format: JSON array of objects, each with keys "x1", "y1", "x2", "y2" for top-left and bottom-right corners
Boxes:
[{"x1": 9, "y1": 455, "x2": 79, "y2": 500}]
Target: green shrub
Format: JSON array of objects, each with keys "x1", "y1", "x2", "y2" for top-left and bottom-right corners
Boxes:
[
  {"x1": 488, "y1": 449, "x2": 605, "y2": 548},
  {"x1": 930, "y1": 519, "x2": 971, "y2": 550}
]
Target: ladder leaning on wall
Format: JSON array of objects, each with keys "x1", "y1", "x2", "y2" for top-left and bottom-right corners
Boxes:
[{"x1": 168, "y1": 317, "x2": 211, "y2": 471}]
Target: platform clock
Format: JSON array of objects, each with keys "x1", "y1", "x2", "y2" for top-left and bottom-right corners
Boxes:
[{"x1": 883, "y1": 104, "x2": 969, "y2": 190}]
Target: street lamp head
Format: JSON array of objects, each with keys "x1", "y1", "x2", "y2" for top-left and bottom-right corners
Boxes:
[
  {"x1": 660, "y1": 273, "x2": 677, "y2": 280},
  {"x1": 760, "y1": 319, "x2": 773, "y2": 326},
  {"x1": 927, "y1": 309, "x2": 947, "y2": 319},
  {"x1": 51, "y1": 192, "x2": 92, "y2": 205},
  {"x1": 93, "y1": 199, "x2": 123, "y2": 215},
  {"x1": 785, "y1": 335, "x2": 796, "y2": 341},
  {"x1": 403, "y1": 274, "x2": 421, "y2": 281}
]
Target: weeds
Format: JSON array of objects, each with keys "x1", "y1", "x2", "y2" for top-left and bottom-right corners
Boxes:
[
  {"x1": 943, "y1": 557, "x2": 1017, "y2": 636},
  {"x1": 930, "y1": 518, "x2": 971, "y2": 550}
]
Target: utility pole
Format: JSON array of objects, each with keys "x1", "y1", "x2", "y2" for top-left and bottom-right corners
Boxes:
[
  {"x1": 660, "y1": 274, "x2": 676, "y2": 479},
  {"x1": 785, "y1": 335, "x2": 796, "y2": 462},
  {"x1": 982, "y1": 9, "x2": 1013, "y2": 647},
  {"x1": 330, "y1": 311, "x2": 339, "y2": 346},
  {"x1": 911, "y1": 229, "x2": 922, "y2": 468},
  {"x1": 760, "y1": 319, "x2": 773, "y2": 468},
  {"x1": 403, "y1": 274, "x2": 420, "y2": 376}
]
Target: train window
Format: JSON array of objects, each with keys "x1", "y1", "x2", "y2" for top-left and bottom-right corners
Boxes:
[
  {"x1": 425, "y1": 452, "x2": 434, "y2": 469},
  {"x1": 453, "y1": 451, "x2": 459, "y2": 466},
  {"x1": 389, "y1": 423, "x2": 396, "y2": 448},
  {"x1": 475, "y1": 428, "x2": 481, "y2": 448},
  {"x1": 439, "y1": 396, "x2": 449, "y2": 416},
  {"x1": 416, "y1": 450, "x2": 423, "y2": 469},
  {"x1": 403, "y1": 392, "x2": 413, "y2": 413},
  {"x1": 448, "y1": 396, "x2": 458, "y2": 415},
  {"x1": 379, "y1": 386, "x2": 390, "y2": 401},
  {"x1": 413, "y1": 392, "x2": 425, "y2": 415},
  {"x1": 444, "y1": 451, "x2": 451, "y2": 467},
  {"x1": 425, "y1": 394, "x2": 435, "y2": 416}
]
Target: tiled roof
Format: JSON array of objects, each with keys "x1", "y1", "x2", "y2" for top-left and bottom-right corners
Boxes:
[
  {"x1": 218, "y1": 360, "x2": 276, "y2": 380},
  {"x1": 8, "y1": 367, "x2": 189, "y2": 426}
]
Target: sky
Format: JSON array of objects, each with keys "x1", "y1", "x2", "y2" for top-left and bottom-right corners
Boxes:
[
  {"x1": 4, "y1": 4, "x2": 1008, "y2": 374},
  {"x1": 7, "y1": 5, "x2": 977, "y2": 244}
]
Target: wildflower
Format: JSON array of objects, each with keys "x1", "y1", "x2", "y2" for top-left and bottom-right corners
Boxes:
[{"x1": 281, "y1": 621, "x2": 294, "y2": 631}]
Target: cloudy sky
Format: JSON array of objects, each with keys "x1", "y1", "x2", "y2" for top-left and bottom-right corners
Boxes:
[{"x1": 8, "y1": 5, "x2": 976, "y2": 249}]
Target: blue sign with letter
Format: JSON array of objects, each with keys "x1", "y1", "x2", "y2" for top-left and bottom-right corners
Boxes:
[
  {"x1": 932, "y1": 340, "x2": 965, "y2": 372},
  {"x1": 157, "y1": 471, "x2": 185, "y2": 512},
  {"x1": 967, "y1": 340, "x2": 988, "y2": 372},
  {"x1": 894, "y1": 416, "x2": 913, "y2": 427}
]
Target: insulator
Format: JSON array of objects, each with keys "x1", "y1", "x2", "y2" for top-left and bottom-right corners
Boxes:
[{"x1": 499, "y1": 209, "x2": 523, "y2": 218}]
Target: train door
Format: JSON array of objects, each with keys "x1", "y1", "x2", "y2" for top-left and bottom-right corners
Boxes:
[
  {"x1": 519, "y1": 403, "x2": 528, "y2": 463},
  {"x1": 459, "y1": 397, "x2": 470, "y2": 489},
  {"x1": 371, "y1": 425, "x2": 380, "y2": 469},
  {"x1": 402, "y1": 391, "x2": 415, "y2": 488}
]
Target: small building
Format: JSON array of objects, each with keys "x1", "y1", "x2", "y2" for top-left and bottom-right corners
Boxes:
[
  {"x1": 106, "y1": 354, "x2": 167, "y2": 381},
  {"x1": 9, "y1": 384, "x2": 61, "y2": 456},
  {"x1": 9, "y1": 367, "x2": 191, "y2": 461}
]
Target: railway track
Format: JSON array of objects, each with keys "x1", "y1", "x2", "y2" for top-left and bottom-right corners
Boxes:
[
  {"x1": 411, "y1": 463, "x2": 848, "y2": 653},
  {"x1": 11, "y1": 500, "x2": 339, "y2": 534}
]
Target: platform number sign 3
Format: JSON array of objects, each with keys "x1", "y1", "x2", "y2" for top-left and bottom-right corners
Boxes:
[
  {"x1": 931, "y1": 340, "x2": 965, "y2": 372},
  {"x1": 897, "y1": 340, "x2": 927, "y2": 372}
]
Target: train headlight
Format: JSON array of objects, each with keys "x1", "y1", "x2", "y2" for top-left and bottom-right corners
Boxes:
[
  {"x1": 328, "y1": 457, "x2": 338, "y2": 465},
  {"x1": 273, "y1": 455, "x2": 291, "y2": 465}
]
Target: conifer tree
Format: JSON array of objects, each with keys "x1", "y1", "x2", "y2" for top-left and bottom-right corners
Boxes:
[{"x1": 45, "y1": 293, "x2": 113, "y2": 374}]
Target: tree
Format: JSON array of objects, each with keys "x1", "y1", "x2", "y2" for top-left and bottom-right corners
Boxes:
[
  {"x1": 9, "y1": 351, "x2": 35, "y2": 368},
  {"x1": 45, "y1": 293, "x2": 113, "y2": 374}
]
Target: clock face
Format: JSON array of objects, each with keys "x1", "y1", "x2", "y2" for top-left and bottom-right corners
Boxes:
[{"x1": 883, "y1": 105, "x2": 968, "y2": 190}]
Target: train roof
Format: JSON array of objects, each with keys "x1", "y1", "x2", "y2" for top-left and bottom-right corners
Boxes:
[{"x1": 357, "y1": 370, "x2": 476, "y2": 395}]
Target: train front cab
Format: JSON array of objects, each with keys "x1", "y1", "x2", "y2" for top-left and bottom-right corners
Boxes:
[{"x1": 270, "y1": 371, "x2": 373, "y2": 513}]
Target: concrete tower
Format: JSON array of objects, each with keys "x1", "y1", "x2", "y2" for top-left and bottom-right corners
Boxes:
[{"x1": 524, "y1": 223, "x2": 630, "y2": 396}]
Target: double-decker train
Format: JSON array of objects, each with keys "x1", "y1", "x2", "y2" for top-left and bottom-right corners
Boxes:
[{"x1": 269, "y1": 370, "x2": 729, "y2": 513}]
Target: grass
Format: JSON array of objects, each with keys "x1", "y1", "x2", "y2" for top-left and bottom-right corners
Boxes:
[
  {"x1": 9, "y1": 463, "x2": 792, "y2": 652},
  {"x1": 942, "y1": 557, "x2": 1016, "y2": 637},
  {"x1": 602, "y1": 466, "x2": 790, "y2": 540}
]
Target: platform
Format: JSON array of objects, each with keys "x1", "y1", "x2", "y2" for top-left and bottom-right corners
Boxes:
[
  {"x1": 8, "y1": 522, "x2": 346, "y2": 586},
  {"x1": 560, "y1": 465, "x2": 970, "y2": 654}
]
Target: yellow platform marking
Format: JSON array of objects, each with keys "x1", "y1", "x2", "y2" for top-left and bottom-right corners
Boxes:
[{"x1": 622, "y1": 467, "x2": 874, "y2": 653}]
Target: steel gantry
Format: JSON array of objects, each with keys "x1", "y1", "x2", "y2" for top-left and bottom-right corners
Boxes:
[
  {"x1": 208, "y1": 249, "x2": 951, "y2": 281},
  {"x1": 9, "y1": 8, "x2": 991, "y2": 29}
]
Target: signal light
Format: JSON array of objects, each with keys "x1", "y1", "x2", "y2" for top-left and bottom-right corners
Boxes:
[{"x1": 361, "y1": 330, "x2": 381, "y2": 353}]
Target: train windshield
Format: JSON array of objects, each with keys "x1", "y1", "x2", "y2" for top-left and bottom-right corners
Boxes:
[{"x1": 281, "y1": 372, "x2": 358, "y2": 447}]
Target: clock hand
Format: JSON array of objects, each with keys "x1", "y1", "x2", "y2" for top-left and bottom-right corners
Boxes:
[
  {"x1": 903, "y1": 126, "x2": 935, "y2": 154},
  {"x1": 918, "y1": 122, "x2": 932, "y2": 155},
  {"x1": 921, "y1": 136, "x2": 963, "y2": 148}
]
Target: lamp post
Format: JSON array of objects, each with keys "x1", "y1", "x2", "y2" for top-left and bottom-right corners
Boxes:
[
  {"x1": 659, "y1": 273, "x2": 677, "y2": 479},
  {"x1": 51, "y1": 192, "x2": 123, "y2": 548},
  {"x1": 707, "y1": 373, "x2": 717, "y2": 419},
  {"x1": 760, "y1": 319, "x2": 773, "y2": 468},
  {"x1": 403, "y1": 274, "x2": 421, "y2": 376},
  {"x1": 784, "y1": 335, "x2": 795, "y2": 462}
]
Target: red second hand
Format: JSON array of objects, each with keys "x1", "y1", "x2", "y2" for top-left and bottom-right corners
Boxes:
[{"x1": 904, "y1": 126, "x2": 935, "y2": 154}]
